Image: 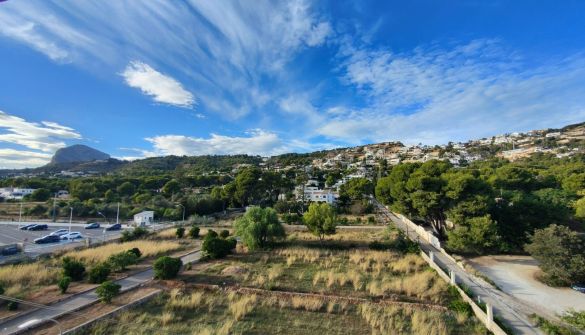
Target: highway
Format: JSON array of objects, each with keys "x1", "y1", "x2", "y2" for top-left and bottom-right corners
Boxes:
[{"x1": 373, "y1": 199, "x2": 542, "y2": 335}]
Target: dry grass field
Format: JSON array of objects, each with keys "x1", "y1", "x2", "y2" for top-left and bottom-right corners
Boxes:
[{"x1": 86, "y1": 227, "x2": 488, "y2": 335}]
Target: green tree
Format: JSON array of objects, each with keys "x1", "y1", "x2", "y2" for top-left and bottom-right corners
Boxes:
[
  {"x1": 96, "y1": 281, "x2": 121, "y2": 303},
  {"x1": 117, "y1": 182, "x2": 136, "y2": 197},
  {"x1": 162, "y1": 179, "x2": 181, "y2": 197},
  {"x1": 303, "y1": 203, "x2": 336, "y2": 241},
  {"x1": 62, "y1": 257, "x2": 85, "y2": 281},
  {"x1": 107, "y1": 251, "x2": 138, "y2": 272},
  {"x1": 234, "y1": 207, "x2": 285, "y2": 250},
  {"x1": 188, "y1": 226, "x2": 200, "y2": 239},
  {"x1": 340, "y1": 178, "x2": 374, "y2": 200},
  {"x1": 88, "y1": 263, "x2": 111, "y2": 284},
  {"x1": 176, "y1": 227, "x2": 185, "y2": 238},
  {"x1": 525, "y1": 224, "x2": 585, "y2": 286},
  {"x1": 234, "y1": 167, "x2": 262, "y2": 206},
  {"x1": 446, "y1": 216, "x2": 501, "y2": 254},
  {"x1": 58, "y1": 276, "x2": 71, "y2": 294},
  {"x1": 202, "y1": 235, "x2": 237, "y2": 259},
  {"x1": 153, "y1": 256, "x2": 183, "y2": 279},
  {"x1": 30, "y1": 188, "x2": 51, "y2": 201}
]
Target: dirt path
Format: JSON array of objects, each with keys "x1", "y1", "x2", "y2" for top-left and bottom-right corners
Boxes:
[{"x1": 469, "y1": 255, "x2": 585, "y2": 316}]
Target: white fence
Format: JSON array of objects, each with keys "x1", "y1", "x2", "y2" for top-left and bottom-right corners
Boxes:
[{"x1": 391, "y1": 211, "x2": 442, "y2": 249}]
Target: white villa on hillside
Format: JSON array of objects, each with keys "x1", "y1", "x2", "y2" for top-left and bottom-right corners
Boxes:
[{"x1": 296, "y1": 180, "x2": 338, "y2": 204}]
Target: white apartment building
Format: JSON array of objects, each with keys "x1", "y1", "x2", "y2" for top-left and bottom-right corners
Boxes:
[
  {"x1": 0, "y1": 187, "x2": 36, "y2": 200},
  {"x1": 296, "y1": 180, "x2": 338, "y2": 204},
  {"x1": 134, "y1": 211, "x2": 154, "y2": 226}
]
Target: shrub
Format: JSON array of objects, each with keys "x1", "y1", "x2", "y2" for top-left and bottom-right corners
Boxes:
[
  {"x1": 0, "y1": 284, "x2": 4, "y2": 295},
  {"x1": 153, "y1": 256, "x2": 183, "y2": 279},
  {"x1": 206, "y1": 229, "x2": 218, "y2": 238},
  {"x1": 7, "y1": 301, "x2": 17, "y2": 311},
  {"x1": 220, "y1": 229, "x2": 230, "y2": 238},
  {"x1": 58, "y1": 276, "x2": 71, "y2": 294},
  {"x1": 176, "y1": 227, "x2": 185, "y2": 238},
  {"x1": 120, "y1": 227, "x2": 150, "y2": 242},
  {"x1": 202, "y1": 234, "x2": 236, "y2": 259},
  {"x1": 107, "y1": 251, "x2": 138, "y2": 272},
  {"x1": 96, "y1": 281, "x2": 121, "y2": 303},
  {"x1": 89, "y1": 263, "x2": 111, "y2": 284},
  {"x1": 62, "y1": 257, "x2": 86, "y2": 281},
  {"x1": 369, "y1": 241, "x2": 392, "y2": 251},
  {"x1": 188, "y1": 226, "x2": 200, "y2": 239},
  {"x1": 127, "y1": 247, "x2": 142, "y2": 258}
]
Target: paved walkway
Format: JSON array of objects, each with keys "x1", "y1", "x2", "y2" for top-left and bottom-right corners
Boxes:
[
  {"x1": 0, "y1": 250, "x2": 201, "y2": 335},
  {"x1": 373, "y1": 200, "x2": 542, "y2": 335}
]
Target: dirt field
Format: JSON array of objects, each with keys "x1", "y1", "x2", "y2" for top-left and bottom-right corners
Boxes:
[{"x1": 468, "y1": 255, "x2": 585, "y2": 316}]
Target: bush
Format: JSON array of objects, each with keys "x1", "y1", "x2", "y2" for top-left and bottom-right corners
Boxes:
[
  {"x1": 368, "y1": 240, "x2": 392, "y2": 251},
  {"x1": 96, "y1": 281, "x2": 121, "y2": 303},
  {"x1": 153, "y1": 256, "x2": 182, "y2": 279},
  {"x1": 206, "y1": 229, "x2": 218, "y2": 238},
  {"x1": 89, "y1": 263, "x2": 111, "y2": 284},
  {"x1": 176, "y1": 227, "x2": 185, "y2": 238},
  {"x1": 62, "y1": 257, "x2": 86, "y2": 281},
  {"x1": 525, "y1": 224, "x2": 585, "y2": 286},
  {"x1": 219, "y1": 229, "x2": 230, "y2": 238},
  {"x1": 107, "y1": 251, "x2": 138, "y2": 272},
  {"x1": 188, "y1": 226, "x2": 200, "y2": 239},
  {"x1": 0, "y1": 284, "x2": 4, "y2": 295},
  {"x1": 120, "y1": 227, "x2": 150, "y2": 242},
  {"x1": 127, "y1": 247, "x2": 142, "y2": 258},
  {"x1": 58, "y1": 276, "x2": 71, "y2": 294},
  {"x1": 202, "y1": 235, "x2": 236, "y2": 259},
  {"x1": 7, "y1": 301, "x2": 17, "y2": 311}
]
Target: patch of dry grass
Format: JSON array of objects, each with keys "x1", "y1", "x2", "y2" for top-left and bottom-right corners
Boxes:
[
  {"x1": 359, "y1": 303, "x2": 450, "y2": 335},
  {"x1": 64, "y1": 240, "x2": 182, "y2": 264},
  {"x1": 290, "y1": 295, "x2": 325, "y2": 312},
  {"x1": 0, "y1": 262, "x2": 59, "y2": 289},
  {"x1": 228, "y1": 294, "x2": 257, "y2": 320}
]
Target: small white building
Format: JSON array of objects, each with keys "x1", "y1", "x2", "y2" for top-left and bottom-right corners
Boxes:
[
  {"x1": 0, "y1": 187, "x2": 36, "y2": 200},
  {"x1": 134, "y1": 211, "x2": 154, "y2": 226}
]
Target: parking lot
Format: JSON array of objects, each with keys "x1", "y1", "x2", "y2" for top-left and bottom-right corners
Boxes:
[{"x1": 0, "y1": 221, "x2": 127, "y2": 257}]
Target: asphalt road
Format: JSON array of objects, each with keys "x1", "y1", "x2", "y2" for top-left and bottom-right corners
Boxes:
[
  {"x1": 0, "y1": 249, "x2": 202, "y2": 335},
  {"x1": 373, "y1": 200, "x2": 542, "y2": 335}
]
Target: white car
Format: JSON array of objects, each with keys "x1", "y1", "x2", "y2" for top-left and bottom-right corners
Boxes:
[
  {"x1": 61, "y1": 232, "x2": 83, "y2": 240},
  {"x1": 50, "y1": 229, "x2": 70, "y2": 237}
]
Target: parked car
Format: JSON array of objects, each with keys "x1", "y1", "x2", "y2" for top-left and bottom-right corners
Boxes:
[
  {"x1": 1, "y1": 246, "x2": 20, "y2": 256},
  {"x1": 34, "y1": 235, "x2": 60, "y2": 244},
  {"x1": 571, "y1": 284, "x2": 585, "y2": 293},
  {"x1": 50, "y1": 229, "x2": 70, "y2": 237},
  {"x1": 28, "y1": 224, "x2": 48, "y2": 231},
  {"x1": 20, "y1": 224, "x2": 36, "y2": 230},
  {"x1": 85, "y1": 222, "x2": 100, "y2": 229},
  {"x1": 61, "y1": 232, "x2": 83, "y2": 240},
  {"x1": 105, "y1": 223, "x2": 121, "y2": 231}
]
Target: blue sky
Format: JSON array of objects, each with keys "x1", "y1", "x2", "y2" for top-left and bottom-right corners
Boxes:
[{"x1": 1, "y1": 0, "x2": 585, "y2": 168}]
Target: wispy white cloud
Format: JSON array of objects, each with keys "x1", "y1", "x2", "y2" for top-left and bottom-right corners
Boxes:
[
  {"x1": 0, "y1": 149, "x2": 53, "y2": 169},
  {"x1": 122, "y1": 61, "x2": 195, "y2": 108},
  {"x1": 0, "y1": 111, "x2": 81, "y2": 153},
  {"x1": 144, "y1": 129, "x2": 325, "y2": 157},
  {"x1": 0, "y1": 111, "x2": 82, "y2": 168},
  {"x1": 320, "y1": 40, "x2": 585, "y2": 144}
]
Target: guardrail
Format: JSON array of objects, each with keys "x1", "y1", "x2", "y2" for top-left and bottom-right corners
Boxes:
[{"x1": 420, "y1": 250, "x2": 507, "y2": 335}]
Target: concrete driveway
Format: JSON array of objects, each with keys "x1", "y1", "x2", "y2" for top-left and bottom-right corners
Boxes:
[{"x1": 469, "y1": 255, "x2": 585, "y2": 317}]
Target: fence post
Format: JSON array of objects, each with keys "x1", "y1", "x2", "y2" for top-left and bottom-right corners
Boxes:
[
  {"x1": 486, "y1": 303, "x2": 493, "y2": 329},
  {"x1": 450, "y1": 270, "x2": 456, "y2": 285},
  {"x1": 429, "y1": 251, "x2": 434, "y2": 264}
]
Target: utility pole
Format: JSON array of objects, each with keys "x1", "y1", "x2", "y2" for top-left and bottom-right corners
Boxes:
[
  {"x1": 52, "y1": 192, "x2": 57, "y2": 222},
  {"x1": 68, "y1": 207, "x2": 73, "y2": 233},
  {"x1": 116, "y1": 202, "x2": 120, "y2": 225},
  {"x1": 18, "y1": 201, "x2": 23, "y2": 229}
]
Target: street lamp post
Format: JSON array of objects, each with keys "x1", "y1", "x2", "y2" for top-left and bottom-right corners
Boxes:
[
  {"x1": 18, "y1": 201, "x2": 23, "y2": 229},
  {"x1": 68, "y1": 207, "x2": 73, "y2": 233},
  {"x1": 176, "y1": 204, "x2": 185, "y2": 225}
]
